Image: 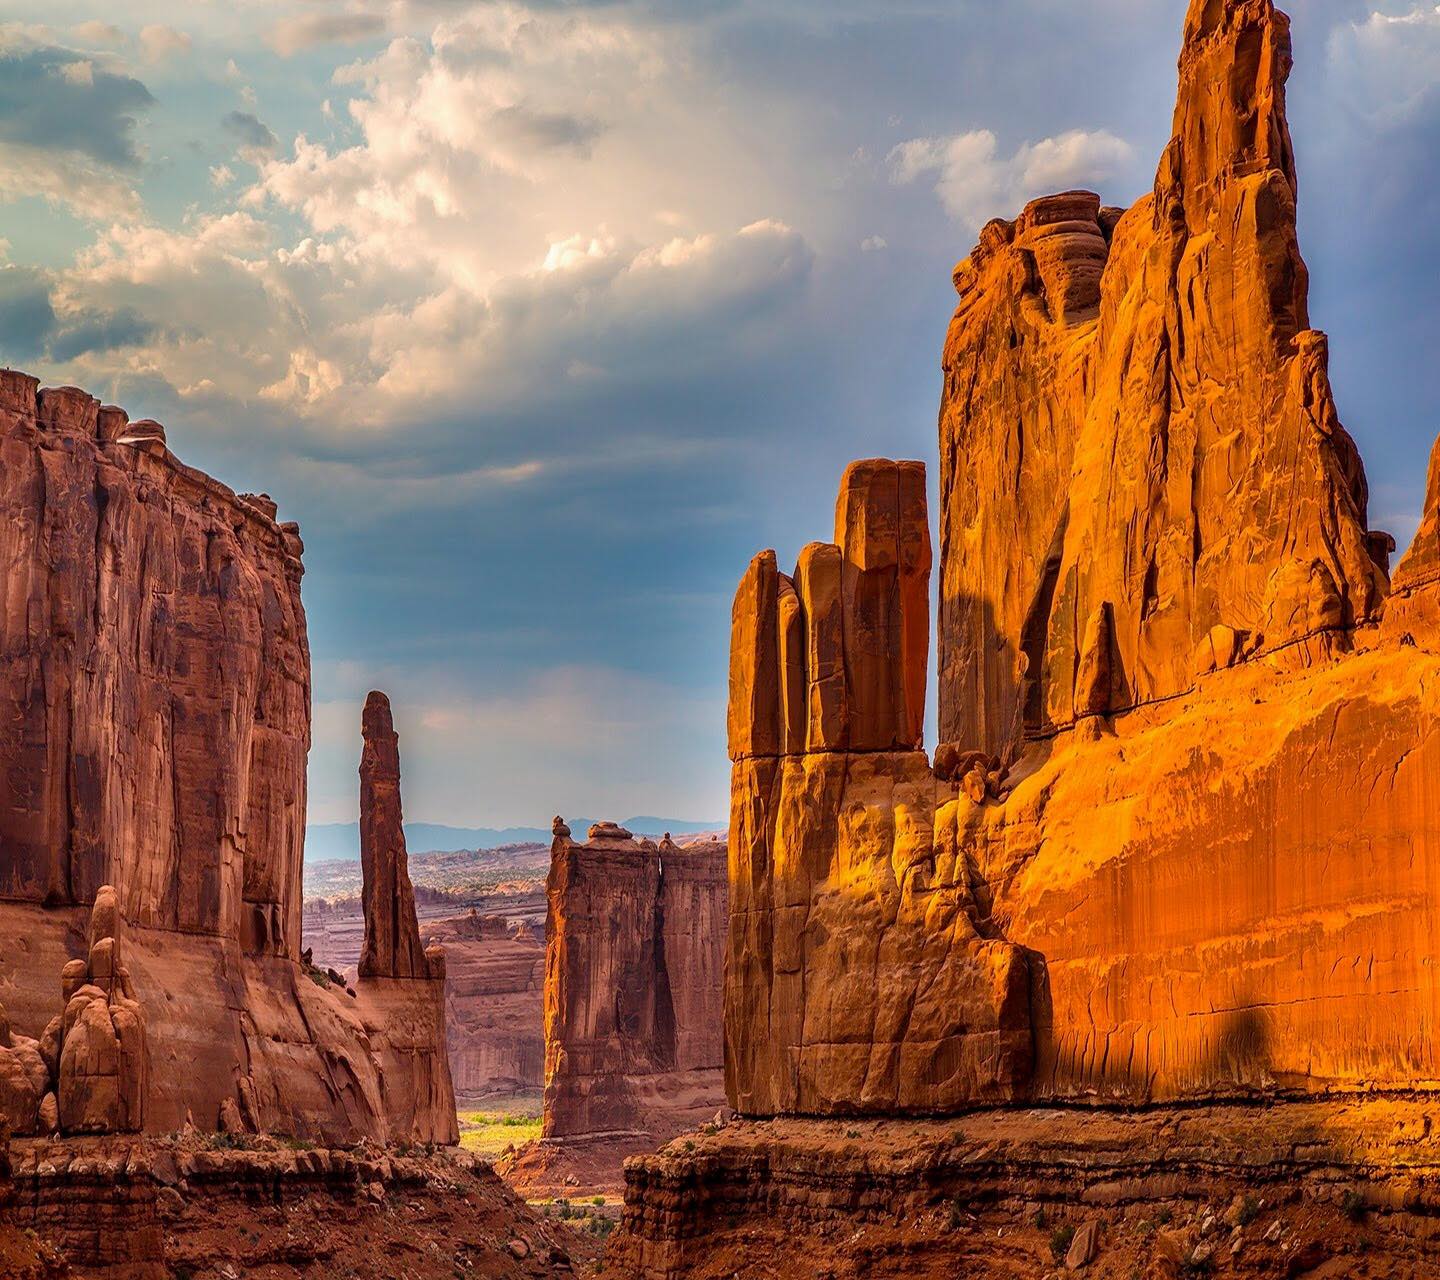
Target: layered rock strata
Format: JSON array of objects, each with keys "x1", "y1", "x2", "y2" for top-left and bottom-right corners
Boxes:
[
  {"x1": 430, "y1": 912, "x2": 545, "y2": 1099},
  {"x1": 542, "y1": 821, "x2": 726, "y2": 1140},
  {"x1": 607, "y1": 1103, "x2": 1440, "y2": 1279},
  {"x1": 727, "y1": 463, "x2": 1032, "y2": 1114},
  {"x1": 0, "y1": 376, "x2": 454, "y2": 1145},
  {"x1": 718, "y1": 0, "x2": 1440, "y2": 1120},
  {"x1": 7, "y1": 1134, "x2": 589, "y2": 1279}
]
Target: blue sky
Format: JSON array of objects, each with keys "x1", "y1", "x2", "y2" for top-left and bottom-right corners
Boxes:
[{"x1": 0, "y1": 0, "x2": 1436, "y2": 827}]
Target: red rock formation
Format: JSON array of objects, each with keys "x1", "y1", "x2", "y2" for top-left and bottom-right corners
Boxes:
[
  {"x1": 53, "y1": 887, "x2": 148, "y2": 1135},
  {"x1": 727, "y1": 464, "x2": 1031, "y2": 1115},
  {"x1": 0, "y1": 376, "x2": 454, "y2": 1146},
  {"x1": 358, "y1": 691, "x2": 437, "y2": 981},
  {"x1": 936, "y1": 0, "x2": 1383, "y2": 760},
  {"x1": 5, "y1": 1134, "x2": 592, "y2": 1279},
  {"x1": 1383, "y1": 435, "x2": 1440, "y2": 640},
  {"x1": 428, "y1": 913, "x2": 545, "y2": 1099},
  {"x1": 608, "y1": 1102, "x2": 1440, "y2": 1280},
  {"x1": 352, "y1": 692, "x2": 457, "y2": 1144},
  {"x1": 543, "y1": 821, "x2": 726, "y2": 1140},
  {"x1": 720, "y1": 0, "x2": 1440, "y2": 1119}
]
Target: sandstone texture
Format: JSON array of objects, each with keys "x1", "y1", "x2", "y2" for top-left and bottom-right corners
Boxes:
[
  {"x1": 0, "y1": 378, "x2": 455, "y2": 1146},
  {"x1": 359, "y1": 691, "x2": 440, "y2": 981},
  {"x1": 727, "y1": 465, "x2": 1031, "y2": 1115},
  {"x1": 429, "y1": 912, "x2": 545, "y2": 1100},
  {"x1": 607, "y1": 1103, "x2": 1440, "y2": 1279},
  {"x1": 542, "y1": 822, "x2": 726, "y2": 1141},
  {"x1": 720, "y1": 0, "x2": 1440, "y2": 1120},
  {"x1": 935, "y1": 0, "x2": 1382, "y2": 758},
  {"x1": 6, "y1": 1132, "x2": 594, "y2": 1279}
]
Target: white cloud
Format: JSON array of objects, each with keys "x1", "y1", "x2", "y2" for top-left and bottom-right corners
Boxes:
[
  {"x1": 1328, "y1": 7, "x2": 1440, "y2": 124},
  {"x1": 267, "y1": 13, "x2": 387, "y2": 58},
  {"x1": 71, "y1": 21, "x2": 123, "y2": 47},
  {"x1": 0, "y1": 140, "x2": 141, "y2": 220},
  {"x1": 50, "y1": 3, "x2": 812, "y2": 426},
  {"x1": 889, "y1": 127, "x2": 1135, "y2": 230},
  {"x1": 138, "y1": 24, "x2": 191, "y2": 65},
  {"x1": 860, "y1": 234, "x2": 887, "y2": 252}
]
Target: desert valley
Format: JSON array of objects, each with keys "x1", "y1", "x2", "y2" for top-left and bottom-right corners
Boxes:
[{"x1": 2, "y1": 0, "x2": 1440, "y2": 1277}]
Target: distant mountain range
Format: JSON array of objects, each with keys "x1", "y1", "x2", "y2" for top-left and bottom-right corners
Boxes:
[{"x1": 304, "y1": 817, "x2": 724, "y2": 863}]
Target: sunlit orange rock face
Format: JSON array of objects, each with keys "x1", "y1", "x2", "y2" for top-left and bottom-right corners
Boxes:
[
  {"x1": 727, "y1": 463, "x2": 1032, "y2": 1114},
  {"x1": 937, "y1": 0, "x2": 1384, "y2": 760},
  {"x1": 0, "y1": 380, "x2": 455, "y2": 1144},
  {"x1": 726, "y1": 0, "x2": 1440, "y2": 1115},
  {"x1": 544, "y1": 822, "x2": 727, "y2": 1138}
]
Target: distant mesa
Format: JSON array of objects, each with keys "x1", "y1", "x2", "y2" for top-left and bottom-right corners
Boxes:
[{"x1": 304, "y1": 815, "x2": 725, "y2": 862}]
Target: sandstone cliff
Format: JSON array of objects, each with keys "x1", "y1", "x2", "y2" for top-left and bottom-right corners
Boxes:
[
  {"x1": 542, "y1": 821, "x2": 726, "y2": 1140},
  {"x1": 722, "y1": 0, "x2": 1440, "y2": 1117},
  {"x1": 430, "y1": 913, "x2": 545, "y2": 1099},
  {"x1": 936, "y1": 0, "x2": 1383, "y2": 760},
  {"x1": 0, "y1": 377, "x2": 454, "y2": 1145},
  {"x1": 728, "y1": 464, "x2": 1031, "y2": 1114}
]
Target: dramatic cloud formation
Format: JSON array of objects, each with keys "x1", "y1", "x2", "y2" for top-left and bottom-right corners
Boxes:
[
  {"x1": 0, "y1": 0, "x2": 1434, "y2": 830},
  {"x1": 0, "y1": 33, "x2": 154, "y2": 216}
]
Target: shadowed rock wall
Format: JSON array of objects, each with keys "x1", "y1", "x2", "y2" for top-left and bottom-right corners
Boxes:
[
  {"x1": 543, "y1": 822, "x2": 726, "y2": 1139},
  {"x1": 431, "y1": 914, "x2": 545, "y2": 1099},
  {"x1": 0, "y1": 378, "x2": 455, "y2": 1145}
]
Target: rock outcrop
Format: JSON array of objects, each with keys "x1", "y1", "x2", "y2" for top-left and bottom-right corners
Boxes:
[
  {"x1": 720, "y1": 0, "x2": 1440, "y2": 1118},
  {"x1": 53, "y1": 887, "x2": 148, "y2": 1135},
  {"x1": 542, "y1": 822, "x2": 726, "y2": 1139},
  {"x1": 0, "y1": 376, "x2": 454, "y2": 1145},
  {"x1": 350, "y1": 692, "x2": 458, "y2": 1144},
  {"x1": 607, "y1": 1102, "x2": 1440, "y2": 1280},
  {"x1": 428, "y1": 912, "x2": 545, "y2": 1099},
  {"x1": 727, "y1": 463, "x2": 1032, "y2": 1114},
  {"x1": 358, "y1": 691, "x2": 439, "y2": 981},
  {"x1": 936, "y1": 0, "x2": 1382, "y2": 759},
  {"x1": 5, "y1": 1133, "x2": 592, "y2": 1280}
]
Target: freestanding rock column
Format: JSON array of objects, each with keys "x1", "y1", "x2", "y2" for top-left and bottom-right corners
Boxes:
[
  {"x1": 543, "y1": 820, "x2": 727, "y2": 1140},
  {"x1": 358, "y1": 691, "x2": 434, "y2": 981}
]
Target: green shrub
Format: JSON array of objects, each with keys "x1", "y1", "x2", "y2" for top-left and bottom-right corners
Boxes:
[{"x1": 1049, "y1": 1225, "x2": 1075, "y2": 1262}]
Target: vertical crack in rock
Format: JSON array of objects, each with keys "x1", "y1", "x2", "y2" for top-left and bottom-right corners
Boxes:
[{"x1": 542, "y1": 820, "x2": 726, "y2": 1141}]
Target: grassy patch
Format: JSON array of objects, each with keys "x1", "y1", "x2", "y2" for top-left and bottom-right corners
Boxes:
[{"x1": 457, "y1": 1106, "x2": 542, "y2": 1160}]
